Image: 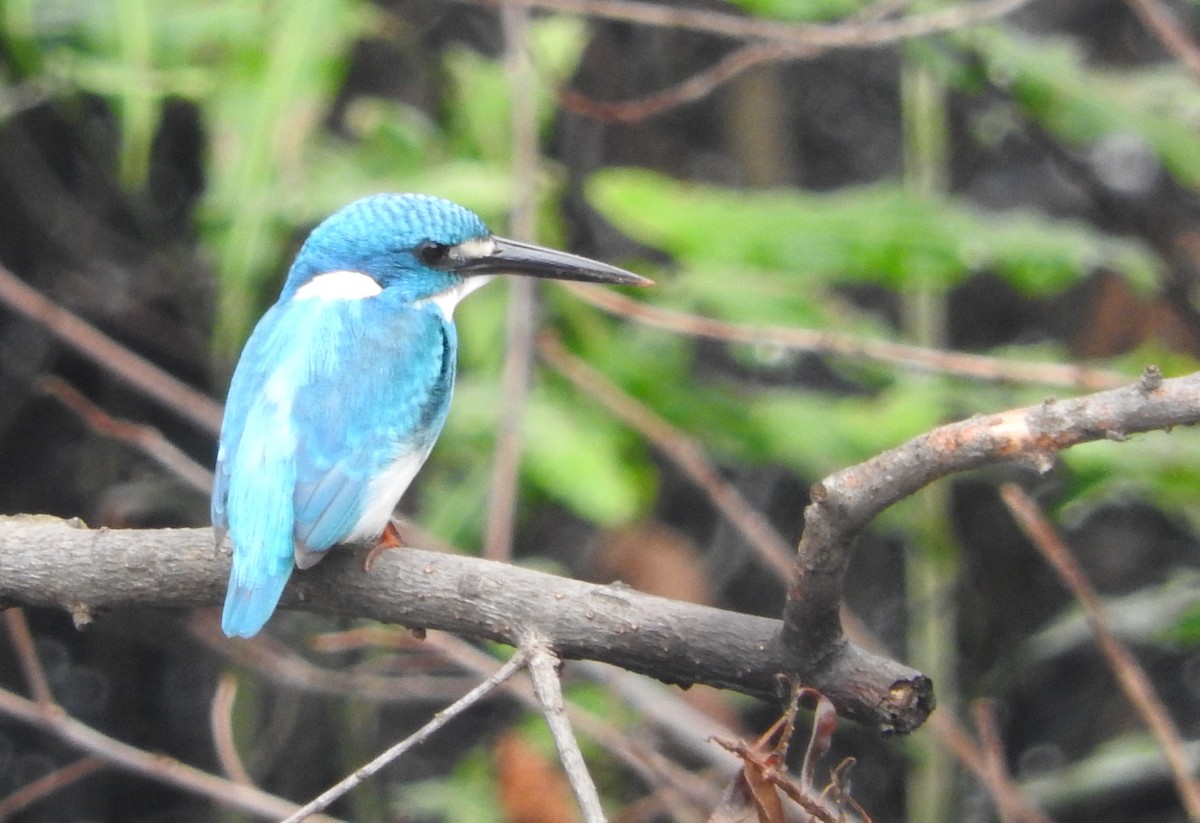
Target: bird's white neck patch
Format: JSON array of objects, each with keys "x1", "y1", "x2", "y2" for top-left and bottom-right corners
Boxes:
[
  {"x1": 294, "y1": 270, "x2": 382, "y2": 301},
  {"x1": 420, "y1": 275, "x2": 494, "y2": 320}
]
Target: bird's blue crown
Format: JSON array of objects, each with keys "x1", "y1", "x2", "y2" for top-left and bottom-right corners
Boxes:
[{"x1": 280, "y1": 193, "x2": 490, "y2": 302}]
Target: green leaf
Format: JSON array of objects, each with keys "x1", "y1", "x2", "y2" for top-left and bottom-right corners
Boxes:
[
  {"x1": 522, "y1": 383, "x2": 651, "y2": 526},
  {"x1": 586, "y1": 169, "x2": 1160, "y2": 311},
  {"x1": 723, "y1": 0, "x2": 875, "y2": 22},
  {"x1": 970, "y1": 28, "x2": 1200, "y2": 189}
]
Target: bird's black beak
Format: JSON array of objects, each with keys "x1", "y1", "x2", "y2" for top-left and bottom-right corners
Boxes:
[{"x1": 454, "y1": 236, "x2": 652, "y2": 287}]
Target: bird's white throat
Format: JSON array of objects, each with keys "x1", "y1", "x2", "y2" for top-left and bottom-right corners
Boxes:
[{"x1": 419, "y1": 275, "x2": 494, "y2": 320}]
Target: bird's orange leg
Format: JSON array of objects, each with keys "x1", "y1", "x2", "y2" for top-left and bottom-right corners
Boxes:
[{"x1": 363, "y1": 520, "x2": 407, "y2": 571}]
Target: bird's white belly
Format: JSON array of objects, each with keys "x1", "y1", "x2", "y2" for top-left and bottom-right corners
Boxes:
[{"x1": 346, "y1": 446, "x2": 433, "y2": 542}]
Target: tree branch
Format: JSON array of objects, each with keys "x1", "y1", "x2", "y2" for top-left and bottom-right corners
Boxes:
[
  {"x1": 783, "y1": 367, "x2": 1199, "y2": 658},
  {"x1": 0, "y1": 517, "x2": 928, "y2": 733},
  {"x1": 7, "y1": 370, "x2": 1194, "y2": 741}
]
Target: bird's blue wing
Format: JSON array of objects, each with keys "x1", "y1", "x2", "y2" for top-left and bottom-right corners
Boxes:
[
  {"x1": 288, "y1": 294, "x2": 454, "y2": 555},
  {"x1": 215, "y1": 300, "x2": 305, "y2": 637},
  {"x1": 214, "y1": 294, "x2": 454, "y2": 637}
]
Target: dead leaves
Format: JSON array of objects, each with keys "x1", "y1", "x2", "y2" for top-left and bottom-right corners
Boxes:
[{"x1": 709, "y1": 686, "x2": 869, "y2": 823}]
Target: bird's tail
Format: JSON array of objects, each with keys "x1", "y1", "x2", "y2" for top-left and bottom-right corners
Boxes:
[{"x1": 222, "y1": 565, "x2": 293, "y2": 638}]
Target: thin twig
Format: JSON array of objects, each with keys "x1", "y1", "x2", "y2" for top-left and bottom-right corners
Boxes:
[
  {"x1": 0, "y1": 262, "x2": 223, "y2": 434},
  {"x1": 485, "y1": 0, "x2": 540, "y2": 562},
  {"x1": 971, "y1": 699, "x2": 1018, "y2": 823},
  {"x1": 926, "y1": 711, "x2": 1054, "y2": 823},
  {"x1": 425, "y1": 632, "x2": 726, "y2": 812},
  {"x1": 210, "y1": 673, "x2": 254, "y2": 786},
  {"x1": 188, "y1": 612, "x2": 475, "y2": 702},
  {"x1": 537, "y1": 333, "x2": 795, "y2": 578},
  {"x1": 554, "y1": 0, "x2": 946, "y2": 123},
  {"x1": 0, "y1": 685, "x2": 345, "y2": 822},
  {"x1": 559, "y1": 41, "x2": 803, "y2": 123},
  {"x1": 39, "y1": 376, "x2": 214, "y2": 494},
  {"x1": 526, "y1": 640, "x2": 608, "y2": 823},
  {"x1": 3, "y1": 608, "x2": 54, "y2": 707},
  {"x1": 999, "y1": 483, "x2": 1200, "y2": 820},
  {"x1": 1126, "y1": 0, "x2": 1200, "y2": 81},
  {"x1": 279, "y1": 649, "x2": 528, "y2": 823},
  {"x1": 460, "y1": 0, "x2": 1036, "y2": 49},
  {"x1": 0, "y1": 756, "x2": 106, "y2": 819},
  {"x1": 563, "y1": 283, "x2": 1128, "y2": 390}
]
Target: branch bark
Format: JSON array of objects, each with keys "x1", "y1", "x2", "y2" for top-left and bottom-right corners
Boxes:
[
  {"x1": 784, "y1": 367, "x2": 1199, "y2": 658},
  {"x1": 0, "y1": 517, "x2": 929, "y2": 733},
  {"x1": 7, "y1": 370, "x2": 1194, "y2": 740}
]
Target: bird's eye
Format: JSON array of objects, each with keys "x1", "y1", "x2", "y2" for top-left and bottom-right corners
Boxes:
[{"x1": 417, "y1": 241, "x2": 451, "y2": 268}]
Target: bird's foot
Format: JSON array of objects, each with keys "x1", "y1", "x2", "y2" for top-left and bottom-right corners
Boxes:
[{"x1": 364, "y1": 520, "x2": 407, "y2": 571}]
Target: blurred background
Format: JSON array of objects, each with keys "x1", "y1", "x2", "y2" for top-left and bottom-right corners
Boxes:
[{"x1": 1, "y1": 0, "x2": 1200, "y2": 821}]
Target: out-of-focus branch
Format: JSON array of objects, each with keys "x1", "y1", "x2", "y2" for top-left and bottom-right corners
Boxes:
[
  {"x1": 1126, "y1": 0, "x2": 1200, "y2": 80},
  {"x1": 0, "y1": 262, "x2": 223, "y2": 434},
  {"x1": 1000, "y1": 483, "x2": 1200, "y2": 820},
  {"x1": 279, "y1": 650, "x2": 528, "y2": 823},
  {"x1": 39, "y1": 376, "x2": 214, "y2": 494},
  {"x1": 0, "y1": 684, "x2": 345, "y2": 823},
  {"x1": 538, "y1": 333, "x2": 796, "y2": 578},
  {"x1": 0, "y1": 756, "x2": 106, "y2": 820},
  {"x1": 460, "y1": 0, "x2": 1036, "y2": 49},
  {"x1": 484, "y1": 0, "x2": 540, "y2": 562},
  {"x1": 562, "y1": 283, "x2": 1128, "y2": 390}
]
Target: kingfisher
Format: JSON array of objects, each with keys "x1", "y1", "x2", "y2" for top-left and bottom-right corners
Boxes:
[{"x1": 212, "y1": 193, "x2": 649, "y2": 637}]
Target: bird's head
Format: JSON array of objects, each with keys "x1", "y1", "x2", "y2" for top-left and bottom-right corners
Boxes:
[{"x1": 280, "y1": 193, "x2": 649, "y2": 311}]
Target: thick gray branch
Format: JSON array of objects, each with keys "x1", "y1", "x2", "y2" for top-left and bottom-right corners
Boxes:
[
  {"x1": 0, "y1": 518, "x2": 929, "y2": 733},
  {"x1": 784, "y1": 367, "x2": 1200, "y2": 654}
]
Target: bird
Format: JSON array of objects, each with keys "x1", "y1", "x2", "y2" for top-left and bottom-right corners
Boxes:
[{"x1": 212, "y1": 193, "x2": 650, "y2": 637}]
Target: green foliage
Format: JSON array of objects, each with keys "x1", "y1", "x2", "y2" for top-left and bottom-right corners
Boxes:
[
  {"x1": 403, "y1": 748, "x2": 503, "y2": 823},
  {"x1": 1161, "y1": 602, "x2": 1200, "y2": 647},
  {"x1": 969, "y1": 28, "x2": 1200, "y2": 189},
  {"x1": 723, "y1": 0, "x2": 875, "y2": 22},
  {"x1": 587, "y1": 168, "x2": 1159, "y2": 307},
  {"x1": 523, "y1": 381, "x2": 654, "y2": 525}
]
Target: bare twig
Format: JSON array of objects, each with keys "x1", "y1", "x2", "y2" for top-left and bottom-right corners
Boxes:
[
  {"x1": 459, "y1": 0, "x2": 1036, "y2": 49},
  {"x1": 925, "y1": 711, "x2": 1053, "y2": 823},
  {"x1": 0, "y1": 685, "x2": 345, "y2": 822},
  {"x1": 1126, "y1": 0, "x2": 1200, "y2": 81},
  {"x1": 526, "y1": 640, "x2": 608, "y2": 823},
  {"x1": 188, "y1": 612, "x2": 475, "y2": 702},
  {"x1": 562, "y1": 283, "x2": 1128, "y2": 390},
  {"x1": 279, "y1": 649, "x2": 528, "y2": 823},
  {"x1": 971, "y1": 700, "x2": 1018, "y2": 823},
  {"x1": 485, "y1": 0, "x2": 540, "y2": 562},
  {"x1": 0, "y1": 756, "x2": 106, "y2": 820},
  {"x1": 537, "y1": 333, "x2": 796, "y2": 578},
  {"x1": 0, "y1": 262, "x2": 223, "y2": 434},
  {"x1": 1000, "y1": 483, "x2": 1200, "y2": 820},
  {"x1": 559, "y1": 41, "x2": 803, "y2": 123},
  {"x1": 3, "y1": 608, "x2": 54, "y2": 706},
  {"x1": 426, "y1": 632, "x2": 726, "y2": 813},
  {"x1": 39, "y1": 376, "x2": 214, "y2": 494},
  {"x1": 210, "y1": 673, "x2": 254, "y2": 786}
]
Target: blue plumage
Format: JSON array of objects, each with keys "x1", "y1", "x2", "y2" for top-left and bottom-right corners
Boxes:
[{"x1": 213, "y1": 194, "x2": 648, "y2": 637}]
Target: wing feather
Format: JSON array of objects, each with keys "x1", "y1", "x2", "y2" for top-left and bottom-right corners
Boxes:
[{"x1": 212, "y1": 293, "x2": 455, "y2": 637}]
